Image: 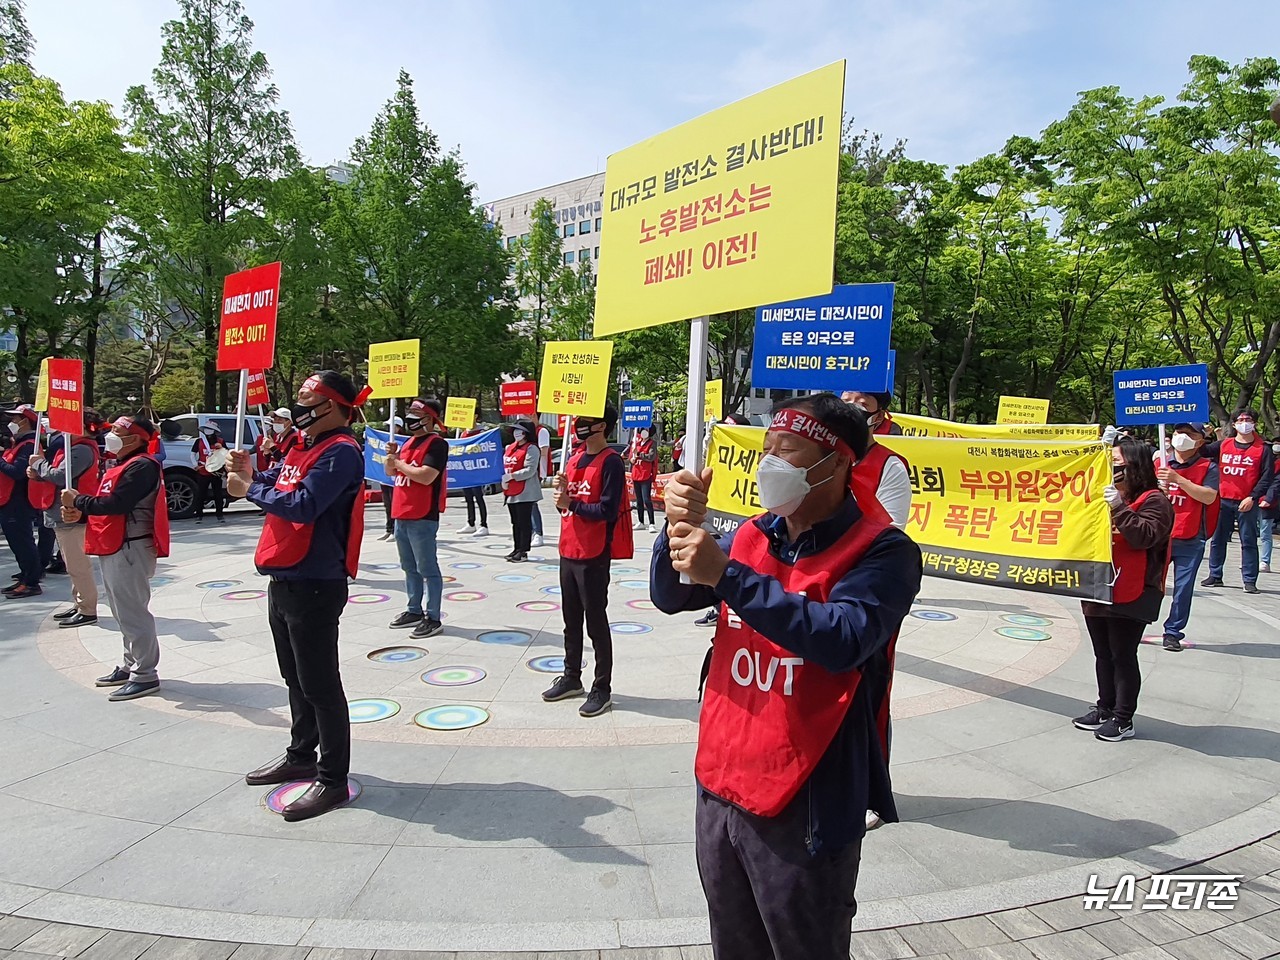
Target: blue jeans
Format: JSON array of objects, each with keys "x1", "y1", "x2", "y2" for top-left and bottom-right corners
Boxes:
[
  {"x1": 531, "y1": 500, "x2": 543, "y2": 536},
  {"x1": 1262, "y1": 517, "x2": 1274, "y2": 567},
  {"x1": 1, "y1": 505, "x2": 41, "y2": 586},
  {"x1": 395, "y1": 517, "x2": 442, "y2": 619},
  {"x1": 1209, "y1": 499, "x2": 1260, "y2": 584},
  {"x1": 1163, "y1": 537, "x2": 1205, "y2": 642}
]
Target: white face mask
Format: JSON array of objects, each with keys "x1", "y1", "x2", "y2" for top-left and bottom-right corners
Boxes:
[
  {"x1": 271, "y1": 421, "x2": 287, "y2": 435},
  {"x1": 1236, "y1": 421, "x2": 1256, "y2": 436},
  {"x1": 1171, "y1": 433, "x2": 1197, "y2": 453},
  {"x1": 104, "y1": 432, "x2": 124, "y2": 454},
  {"x1": 6, "y1": 421, "x2": 19, "y2": 437},
  {"x1": 755, "y1": 452, "x2": 834, "y2": 517}
]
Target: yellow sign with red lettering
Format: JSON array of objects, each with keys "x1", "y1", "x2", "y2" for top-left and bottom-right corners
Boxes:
[
  {"x1": 704, "y1": 379, "x2": 723, "y2": 422},
  {"x1": 444, "y1": 397, "x2": 477, "y2": 431},
  {"x1": 537, "y1": 341, "x2": 614, "y2": 417}
]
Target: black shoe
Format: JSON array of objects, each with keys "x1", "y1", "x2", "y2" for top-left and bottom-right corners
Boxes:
[
  {"x1": 281, "y1": 781, "x2": 351, "y2": 822},
  {"x1": 53, "y1": 608, "x2": 79, "y2": 621},
  {"x1": 542, "y1": 675, "x2": 585, "y2": 702},
  {"x1": 108, "y1": 680, "x2": 160, "y2": 701},
  {"x1": 45, "y1": 560, "x2": 66, "y2": 575},
  {"x1": 389, "y1": 611, "x2": 424, "y2": 629},
  {"x1": 1163, "y1": 636, "x2": 1183, "y2": 652},
  {"x1": 694, "y1": 608, "x2": 718, "y2": 627},
  {"x1": 59, "y1": 613, "x2": 98, "y2": 629},
  {"x1": 245, "y1": 755, "x2": 318, "y2": 786},
  {"x1": 1072, "y1": 707, "x2": 1110, "y2": 731},
  {"x1": 579, "y1": 689, "x2": 612, "y2": 718},
  {"x1": 1244, "y1": 582, "x2": 1260, "y2": 595},
  {"x1": 504, "y1": 550, "x2": 518, "y2": 560},
  {"x1": 1095, "y1": 718, "x2": 1135, "y2": 742},
  {"x1": 411, "y1": 618, "x2": 443, "y2": 640},
  {"x1": 94, "y1": 665, "x2": 130, "y2": 687},
  {"x1": 3, "y1": 583, "x2": 41, "y2": 599},
  {"x1": 508, "y1": 552, "x2": 528, "y2": 563},
  {"x1": 1201, "y1": 576, "x2": 1224, "y2": 587}
]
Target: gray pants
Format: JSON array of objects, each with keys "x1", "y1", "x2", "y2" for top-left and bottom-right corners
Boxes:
[{"x1": 98, "y1": 543, "x2": 159, "y2": 683}]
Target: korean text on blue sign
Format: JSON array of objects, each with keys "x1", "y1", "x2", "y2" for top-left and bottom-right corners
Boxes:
[
  {"x1": 445, "y1": 428, "x2": 504, "y2": 490},
  {"x1": 1113, "y1": 364, "x2": 1209, "y2": 426},
  {"x1": 363, "y1": 427, "x2": 409, "y2": 485},
  {"x1": 622, "y1": 400, "x2": 654, "y2": 429},
  {"x1": 751, "y1": 282, "x2": 895, "y2": 391}
]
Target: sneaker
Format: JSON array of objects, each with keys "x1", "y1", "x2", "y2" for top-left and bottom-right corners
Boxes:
[
  {"x1": 474, "y1": 526, "x2": 490, "y2": 538},
  {"x1": 694, "y1": 608, "x2": 719, "y2": 627},
  {"x1": 95, "y1": 666, "x2": 130, "y2": 687},
  {"x1": 108, "y1": 680, "x2": 161, "y2": 702},
  {"x1": 1095, "y1": 718, "x2": 1135, "y2": 742},
  {"x1": 1201, "y1": 576, "x2": 1224, "y2": 587},
  {"x1": 579, "y1": 689, "x2": 612, "y2": 718},
  {"x1": 531, "y1": 534, "x2": 544, "y2": 548},
  {"x1": 45, "y1": 559, "x2": 66, "y2": 575},
  {"x1": 1244, "y1": 582, "x2": 1260, "y2": 595},
  {"x1": 59, "y1": 613, "x2": 97, "y2": 629},
  {"x1": 3, "y1": 583, "x2": 42, "y2": 599},
  {"x1": 1072, "y1": 707, "x2": 1110, "y2": 731},
  {"x1": 541, "y1": 675, "x2": 585, "y2": 702},
  {"x1": 378, "y1": 532, "x2": 394, "y2": 541},
  {"x1": 53, "y1": 608, "x2": 79, "y2": 621},
  {"x1": 508, "y1": 552, "x2": 528, "y2": 563},
  {"x1": 1162, "y1": 636, "x2": 1183, "y2": 652},
  {"x1": 865, "y1": 810, "x2": 884, "y2": 831},
  {"x1": 389, "y1": 611, "x2": 424, "y2": 629},
  {"x1": 458, "y1": 525, "x2": 477, "y2": 535},
  {"x1": 1263, "y1": 563, "x2": 1272, "y2": 574},
  {"x1": 411, "y1": 618, "x2": 443, "y2": 640},
  {"x1": 633, "y1": 519, "x2": 644, "y2": 530},
  {"x1": 648, "y1": 523, "x2": 657, "y2": 533}
]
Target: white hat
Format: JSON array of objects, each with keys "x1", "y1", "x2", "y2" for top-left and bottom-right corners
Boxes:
[
  {"x1": 393, "y1": 416, "x2": 405, "y2": 428},
  {"x1": 272, "y1": 407, "x2": 292, "y2": 419}
]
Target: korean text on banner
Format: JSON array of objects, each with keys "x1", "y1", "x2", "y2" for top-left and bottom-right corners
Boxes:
[
  {"x1": 362, "y1": 426, "x2": 410, "y2": 486},
  {"x1": 622, "y1": 400, "x2": 654, "y2": 430},
  {"x1": 704, "y1": 379, "x2": 723, "y2": 422},
  {"x1": 537, "y1": 341, "x2": 614, "y2": 417},
  {"x1": 216, "y1": 262, "x2": 281, "y2": 371},
  {"x1": 997, "y1": 396, "x2": 1050, "y2": 425},
  {"x1": 367, "y1": 339, "x2": 421, "y2": 400},
  {"x1": 1113, "y1": 364, "x2": 1209, "y2": 426},
  {"x1": 752, "y1": 283, "x2": 894, "y2": 391},
  {"x1": 45, "y1": 359, "x2": 84, "y2": 435},
  {"x1": 445, "y1": 428, "x2": 504, "y2": 490},
  {"x1": 33, "y1": 358, "x2": 50, "y2": 411},
  {"x1": 445, "y1": 397, "x2": 477, "y2": 431},
  {"x1": 593, "y1": 61, "x2": 845, "y2": 336},
  {"x1": 246, "y1": 370, "x2": 270, "y2": 408},
  {"x1": 894, "y1": 412, "x2": 1098, "y2": 442},
  {"x1": 500, "y1": 381, "x2": 537, "y2": 417}
]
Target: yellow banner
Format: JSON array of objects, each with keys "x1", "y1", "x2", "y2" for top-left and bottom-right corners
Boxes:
[
  {"x1": 444, "y1": 397, "x2": 476, "y2": 431},
  {"x1": 33, "y1": 358, "x2": 50, "y2": 411},
  {"x1": 704, "y1": 379, "x2": 723, "y2": 421},
  {"x1": 703, "y1": 425, "x2": 1114, "y2": 601},
  {"x1": 537, "y1": 340, "x2": 614, "y2": 417},
  {"x1": 895, "y1": 412, "x2": 1097, "y2": 441},
  {"x1": 997, "y1": 395, "x2": 1050, "y2": 425},
  {"x1": 594, "y1": 62, "x2": 844, "y2": 336},
  {"x1": 366, "y1": 339, "x2": 421, "y2": 400}
]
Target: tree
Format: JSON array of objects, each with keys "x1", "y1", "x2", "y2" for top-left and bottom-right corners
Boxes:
[
  {"x1": 0, "y1": 0, "x2": 33, "y2": 70},
  {"x1": 513, "y1": 197, "x2": 566, "y2": 374}
]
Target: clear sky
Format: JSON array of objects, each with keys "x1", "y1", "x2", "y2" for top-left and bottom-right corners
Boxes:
[{"x1": 26, "y1": 0, "x2": 1280, "y2": 202}]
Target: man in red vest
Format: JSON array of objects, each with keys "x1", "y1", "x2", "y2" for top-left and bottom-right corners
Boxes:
[
  {"x1": 60, "y1": 417, "x2": 168, "y2": 701},
  {"x1": 840, "y1": 389, "x2": 902, "y2": 437},
  {"x1": 226, "y1": 370, "x2": 369, "y2": 822},
  {"x1": 29, "y1": 429, "x2": 101, "y2": 627},
  {"x1": 843, "y1": 394, "x2": 911, "y2": 529},
  {"x1": 1, "y1": 404, "x2": 43, "y2": 597},
  {"x1": 1202, "y1": 408, "x2": 1274, "y2": 594},
  {"x1": 652, "y1": 393, "x2": 921, "y2": 960},
  {"x1": 1158, "y1": 422, "x2": 1220, "y2": 651}
]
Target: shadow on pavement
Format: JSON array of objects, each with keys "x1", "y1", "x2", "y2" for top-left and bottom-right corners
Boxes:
[
  {"x1": 154, "y1": 678, "x2": 289, "y2": 726},
  {"x1": 156, "y1": 616, "x2": 231, "y2": 643}
]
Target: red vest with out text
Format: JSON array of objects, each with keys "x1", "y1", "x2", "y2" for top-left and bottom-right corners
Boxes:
[
  {"x1": 85, "y1": 454, "x2": 170, "y2": 558},
  {"x1": 503, "y1": 441, "x2": 530, "y2": 498},
  {"x1": 0, "y1": 437, "x2": 34, "y2": 509},
  {"x1": 391, "y1": 433, "x2": 447, "y2": 520},
  {"x1": 1169, "y1": 458, "x2": 1220, "y2": 541},
  {"x1": 1217, "y1": 438, "x2": 1266, "y2": 501},
  {"x1": 849, "y1": 442, "x2": 907, "y2": 516},
  {"x1": 696, "y1": 509, "x2": 893, "y2": 816},
  {"x1": 630, "y1": 439, "x2": 657, "y2": 482},
  {"x1": 560, "y1": 447, "x2": 632, "y2": 560},
  {"x1": 254, "y1": 434, "x2": 364, "y2": 578},
  {"x1": 1111, "y1": 489, "x2": 1172, "y2": 605}
]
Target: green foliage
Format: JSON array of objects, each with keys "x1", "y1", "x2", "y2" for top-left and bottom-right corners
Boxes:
[{"x1": 151, "y1": 366, "x2": 203, "y2": 416}]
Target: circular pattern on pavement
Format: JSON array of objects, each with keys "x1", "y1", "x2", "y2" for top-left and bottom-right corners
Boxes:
[
  {"x1": 348, "y1": 593, "x2": 390, "y2": 604},
  {"x1": 450, "y1": 562, "x2": 483, "y2": 570},
  {"x1": 618, "y1": 580, "x2": 649, "y2": 590},
  {"x1": 995, "y1": 626, "x2": 1052, "y2": 642},
  {"x1": 414, "y1": 705, "x2": 490, "y2": 731},
  {"x1": 367, "y1": 646, "x2": 430, "y2": 663},
  {"x1": 494, "y1": 574, "x2": 533, "y2": 583},
  {"x1": 264, "y1": 777, "x2": 362, "y2": 815},
  {"x1": 612, "y1": 567, "x2": 641, "y2": 575},
  {"x1": 626, "y1": 598, "x2": 657, "y2": 611},
  {"x1": 348, "y1": 698, "x2": 401, "y2": 723},
  {"x1": 149, "y1": 576, "x2": 177, "y2": 588},
  {"x1": 911, "y1": 609, "x2": 958, "y2": 622},
  {"x1": 536, "y1": 564, "x2": 560, "y2": 573},
  {"x1": 485, "y1": 543, "x2": 511, "y2": 552},
  {"x1": 476, "y1": 629, "x2": 532, "y2": 645},
  {"x1": 220, "y1": 590, "x2": 265, "y2": 601},
  {"x1": 197, "y1": 579, "x2": 240, "y2": 589},
  {"x1": 1001, "y1": 614, "x2": 1053, "y2": 627},
  {"x1": 517, "y1": 600, "x2": 560, "y2": 613},
  {"x1": 367, "y1": 563, "x2": 401, "y2": 571},
  {"x1": 446, "y1": 590, "x2": 487, "y2": 602},
  {"x1": 610, "y1": 621, "x2": 652, "y2": 635},
  {"x1": 526, "y1": 655, "x2": 570, "y2": 674},
  {"x1": 541, "y1": 585, "x2": 562, "y2": 596},
  {"x1": 421, "y1": 666, "x2": 487, "y2": 687}
]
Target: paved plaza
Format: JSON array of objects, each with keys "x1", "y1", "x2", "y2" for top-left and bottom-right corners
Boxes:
[{"x1": 3, "y1": 500, "x2": 1280, "y2": 957}]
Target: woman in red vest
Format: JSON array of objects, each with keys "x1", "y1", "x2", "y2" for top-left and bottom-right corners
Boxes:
[
  {"x1": 502, "y1": 420, "x2": 542, "y2": 563},
  {"x1": 628, "y1": 427, "x2": 658, "y2": 532},
  {"x1": 1074, "y1": 437, "x2": 1174, "y2": 742}
]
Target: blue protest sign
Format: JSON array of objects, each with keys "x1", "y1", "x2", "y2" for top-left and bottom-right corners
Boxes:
[
  {"x1": 751, "y1": 282, "x2": 895, "y2": 392},
  {"x1": 363, "y1": 427, "x2": 409, "y2": 485},
  {"x1": 883, "y1": 349, "x2": 896, "y2": 393},
  {"x1": 1113, "y1": 364, "x2": 1209, "y2": 426},
  {"x1": 622, "y1": 399, "x2": 654, "y2": 429},
  {"x1": 445, "y1": 427, "x2": 504, "y2": 490}
]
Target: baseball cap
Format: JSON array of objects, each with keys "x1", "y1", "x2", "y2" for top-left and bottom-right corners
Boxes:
[
  {"x1": 4, "y1": 404, "x2": 38, "y2": 424},
  {"x1": 1173, "y1": 422, "x2": 1205, "y2": 433},
  {"x1": 272, "y1": 407, "x2": 292, "y2": 419}
]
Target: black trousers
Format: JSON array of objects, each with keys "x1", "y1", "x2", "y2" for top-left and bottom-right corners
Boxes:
[
  {"x1": 508, "y1": 501, "x2": 533, "y2": 554},
  {"x1": 196, "y1": 473, "x2": 225, "y2": 519},
  {"x1": 560, "y1": 555, "x2": 613, "y2": 693},
  {"x1": 464, "y1": 487, "x2": 487, "y2": 527},
  {"x1": 1085, "y1": 615, "x2": 1144, "y2": 725},
  {"x1": 696, "y1": 789, "x2": 862, "y2": 960},
  {"x1": 1, "y1": 506, "x2": 41, "y2": 586},
  {"x1": 268, "y1": 579, "x2": 350, "y2": 787},
  {"x1": 381, "y1": 484, "x2": 394, "y2": 534},
  {"x1": 634, "y1": 479, "x2": 655, "y2": 525}
]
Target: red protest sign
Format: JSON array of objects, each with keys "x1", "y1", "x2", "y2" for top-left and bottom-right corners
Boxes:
[
  {"x1": 246, "y1": 370, "x2": 270, "y2": 407},
  {"x1": 46, "y1": 359, "x2": 85, "y2": 435},
  {"x1": 217, "y1": 262, "x2": 281, "y2": 371},
  {"x1": 500, "y1": 380, "x2": 537, "y2": 417}
]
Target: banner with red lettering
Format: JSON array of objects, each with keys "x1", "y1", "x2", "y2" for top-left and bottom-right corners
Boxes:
[
  {"x1": 217, "y1": 262, "x2": 281, "y2": 371},
  {"x1": 500, "y1": 380, "x2": 537, "y2": 417},
  {"x1": 46, "y1": 359, "x2": 85, "y2": 435},
  {"x1": 246, "y1": 370, "x2": 270, "y2": 407}
]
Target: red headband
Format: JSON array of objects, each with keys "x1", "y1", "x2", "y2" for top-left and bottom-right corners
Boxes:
[
  {"x1": 406, "y1": 401, "x2": 442, "y2": 426},
  {"x1": 768, "y1": 409, "x2": 853, "y2": 459},
  {"x1": 112, "y1": 416, "x2": 152, "y2": 441},
  {"x1": 302, "y1": 376, "x2": 372, "y2": 409}
]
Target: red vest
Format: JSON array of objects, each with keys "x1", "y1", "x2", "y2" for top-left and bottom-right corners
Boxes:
[
  {"x1": 630, "y1": 439, "x2": 657, "y2": 482},
  {"x1": 696, "y1": 508, "x2": 893, "y2": 816},
  {"x1": 0, "y1": 437, "x2": 35, "y2": 508},
  {"x1": 32, "y1": 438, "x2": 101, "y2": 510},
  {"x1": 391, "y1": 433, "x2": 447, "y2": 521},
  {"x1": 1111, "y1": 489, "x2": 1171, "y2": 604},
  {"x1": 503, "y1": 441, "x2": 530, "y2": 498},
  {"x1": 85, "y1": 454, "x2": 170, "y2": 558},
  {"x1": 1218, "y1": 438, "x2": 1265, "y2": 501},
  {"x1": 254, "y1": 433, "x2": 364, "y2": 578},
  {"x1": 849, "y1": 442, "x2": 907, "y2": 516},
  {"x1": 560, "y1": 447, "x2": 633, "y2": 560},
  {"x1": 1168, "y1": 458, "x2": 1220, "y2": 541}
]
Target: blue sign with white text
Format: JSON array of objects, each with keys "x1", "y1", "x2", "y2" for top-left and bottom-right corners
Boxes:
[
  {"x1": 1113, "y1": 364, "x2": 1209, "y2": 426},
  {"x1": 751, "y1": 283, "x2": 895, "y2": 392},
  {"x1": 363, "y1": 427, "x2": 504, "y2": 490},
  {"x1": 622, "y1": 400, "x2": 654, "y2": 429},
  {"x1": 883, "y1": 349, "x2": 896, "y2": 394}
]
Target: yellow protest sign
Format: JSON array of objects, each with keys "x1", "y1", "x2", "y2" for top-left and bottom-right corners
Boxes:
[
  {"x1": 997, "y1": 395, "x2": 1051, "y2": 425},
  {"x1": 704, "y1": 379, "x2": 723, "y2": 421},
  {"x1": 33, "y1": 358, "x2": 50, "y2": 411},
  {"x1": 894, "y1": 412, "x2": 1097, "y2": 441},
  {"x1": 537, "y1": 341, "x2": 614, "y2": 417},
  {"x1": 366, "y1": 339, "x2": 421, "y2": 399},
  {"x1": 444, "y1": 397, "x2": 476, "y2": 431},
  {"x1": 594, "y1": 61, "x2": 844, "y2": 336}
]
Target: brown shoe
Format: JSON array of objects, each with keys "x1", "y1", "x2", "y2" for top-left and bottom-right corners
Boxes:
[
  {"x1": 244, "y1": 755, "x2": 318, "y2": 786},
  {"x1": 281, "y1": 781, "x2": 350, "y2": 822}
]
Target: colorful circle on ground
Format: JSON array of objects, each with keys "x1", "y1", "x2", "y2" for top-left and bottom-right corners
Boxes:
[
  {"x1": 541, "y1": 585, "x2": 562, "y2": 596},
  {"x1": 486, "y1": 543, "x2": 512, "y2": 552},
  {"x1": 446, "y1": 590, "x2": 486, "y2": 602},
  {"x1": 368, "y1": 563, "x2": 401, "y2": 570},
  {"x1": 476, "y1": 629, "x2": 532, "y2": 645},
  {"x1": 527, "y1": 655, "x2": 570, "y2": 674},
  {"x1": 1001, "y1": 614, "x2": 1053, "y2": 627},
  {"x1": 910, "y1": 609, "x2": 958, "y2": 622},
  {"x1": 149, "y1": 576, "x2": 176, "y2": 587},
  {"x1": 348, "y1": 698, "x2": 400, "y2": 723},
  {"x1": 197, "y1": 579, "x2": 240, "y2": 589},
  {"x1": 450, "y1": 562, "x2": 483, "y2": 570},
  {"x1": 494, "y1": 574, "x2": 533, "y2": 583},
  {"x1": 612, "y1": 567, "x2": 640, "y2": 575},
  {"x1": 626, "y1": 598, "x2": 657, "y2": 611},
  {"x1": 619, "y1": 579, "x2": 649, "y2": 590},
  {"x1": 442, "y1": 575, "x2": 456, "y2": 583},
  {"x1": 421, "y1": 665, "x2": 487, "y2": 686},
  {"x1": 348, "y1": 593, "x2": 390, "y2": 604},
  {"x1": 367, "y1": 646, "x2": 430, "y2": 663},
  {"x1": 517, "y1": 600, "x2": 559, "y2": 613},
  {"x1": 995, "y1": 626, "x2": 1052, "y2": 642},
  {"x1": 264, "y1": 777, "x2": 361, "y2": 815},
  {"x1": 414, "y1": 704, "x2": 490, "y2": 731},
  {"x1": 220, "y1": 590, "x2": 265, "y2": 601},
  {"x1": 610, "y1": 621, "x2": 652, "y2": 635},
  {"x1": 536, "y1": 564, "x2": 560, "y2": 573}
]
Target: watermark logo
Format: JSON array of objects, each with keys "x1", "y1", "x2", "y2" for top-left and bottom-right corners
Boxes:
[{"x1": 1084, "y1": 874, "x2": 1242, "y2": 912}]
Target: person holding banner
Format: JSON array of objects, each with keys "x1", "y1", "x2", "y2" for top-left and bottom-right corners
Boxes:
[
  {"x1": 1157, "y1": 423, "x2": 1219, "y2": 652},
  {"x1": 651, "y1": 394, "x2": 921, "y2": 960},
  {"x1": 501, "y1": 420, "x2": 542, "y2": 563},
  {"x1": 1201, "y1": 410, "x2": 1274, "y2": 594},
  {"x1": 1, "y1": 404, "x2": 43, "y2": 598},
  {"x1": 192, "y1": 424, "x2": 228, "y2": 524},
  {"x1": 628, "y1": 427, "x2": 658, "y2": 532},
  {"x1": 226, "y1": 370, "x2": 368, "y2": 822},
  {"x1": 28, "y1": 431, "x2": 100, "y2": 626}
]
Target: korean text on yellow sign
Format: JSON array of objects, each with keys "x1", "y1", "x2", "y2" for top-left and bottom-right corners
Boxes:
[
  {"x1": 894, "y1": 412, "x2": 1097, "y2": 441},
  {"x1": 445, "y1": 397, "x2": 477, "y2": 431},
  {"x1": 33, "y1": 358, "x2": 50, "y2": 411},
  {"x1": 704, "y1": 379, "x2": 723, "y2": 421},
  {"x1": 366, "y1": 339, "x2": 421, "y2": 400},
  {"x1": 537, "y1": 341, "x2": 614, "y2": 417},
  {"x1": 997, "y1": 396, "x2": 1051, "y2": 425},
  {"x1": 594, "y1": 61, "x2": 845, "y2": 336}
]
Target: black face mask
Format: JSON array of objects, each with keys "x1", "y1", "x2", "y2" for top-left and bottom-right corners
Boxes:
[
  {"x1": 291, "y1": 400, "x2": 329, "y2": 431},
  {"x1": 575, "y1": 421, "x2": 599, "y2": 442},
  {"x1": 1112, "y1": 464, "x2": 1126, "y2": 483},
  {"x1": 404, "y1": 416, "x2": 424, "y2": 433}
]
